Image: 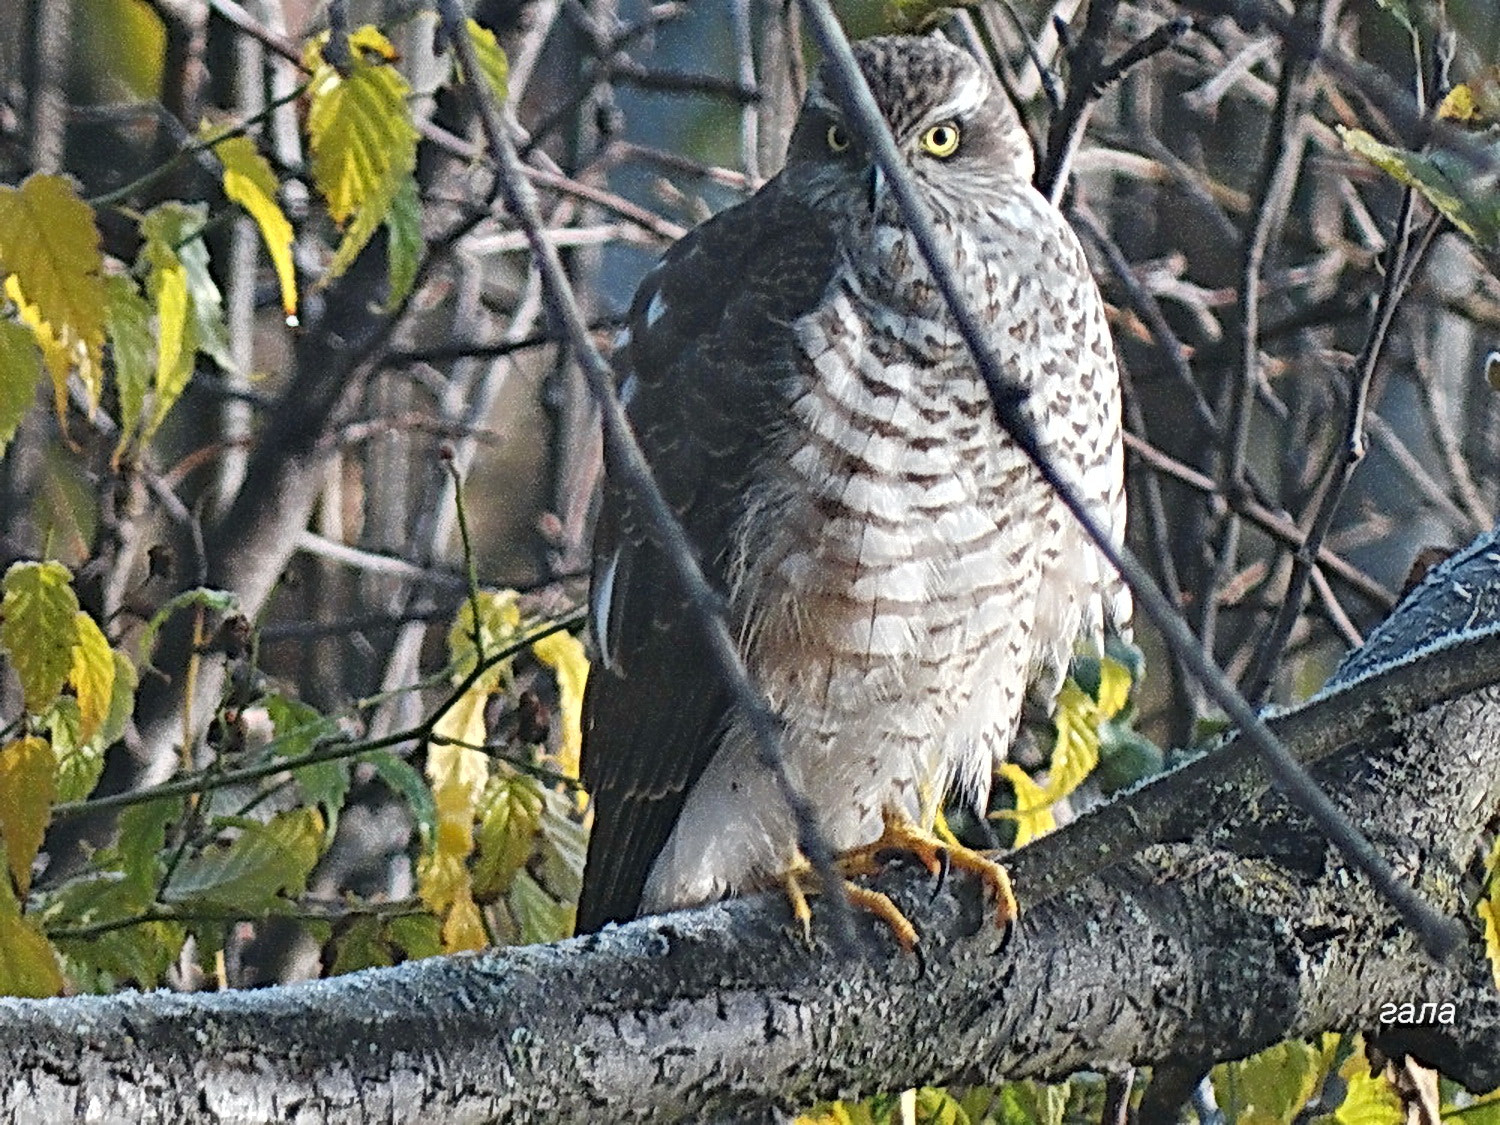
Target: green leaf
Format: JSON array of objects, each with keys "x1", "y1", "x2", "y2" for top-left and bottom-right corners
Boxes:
[
  {"x1": 534, "y1": 786, "x2": 585, "y2": 905},
  {"x1": 1213, "y1": 1039, "x2": 1327, "y2": 1124},
  {"x1": 1371, "y1": 0, "x2": 1414, "y2": 32},
  {"x1": 0, "y1": 851, "x2": 63, "y2": 997},
  {"x1": 94, "y1": 795, "x2": 183, "y2": 897},
  {"x1": 329, "y1": 914, "x2": 393, "y2": 975},
  {"x1": 136, "y1": 586, "x2": 239, "y2": 669},
  {"x1": 386, "y1": 912, "x2": 442, "y2": 961},
  {"x1": 1094, "y1": 723, "x2": 1165, "y2": 795},
  {"x1": 996, "y1": 1079, "x2": 1071, "y2": 1125},
  {"x1": 0, "y1": 318, "x2": 42, "y2": 457},
  {"x1": 53, "y1": 917, "x2": 182, "y2": 991},
  {"x1": 50, "y1": 647, "x2": 138, "y2": 804},
  {"x1": 1445, "y1": 1096, "x2": 1500, "y2": 1123},
  {"x1": 103, "y1": 273, "x2": 154, "y2": 458},
  {"x1": 364, "y1": 750, "x2": 437, "y2": 846},
  {"x1": 98, "y1": 649, "x2": 137, "y2": 750},
  {"x1": 1339, "y1": 126, "x2": 1500, "y2": 249},
  {"x1": 0, "y1": 174, "x2": 107, "y2": 415},
  {"x1": 164, "y1": 808, "x2": 323, "y2": 911},
  {"x1": 912, "y1": 1088, "x2": 971, "y2": 1125},
  {"x1": 207, "y1": 129, "x2": 298, "y2": 318},
  {"x1": 509, "y1": 868, "x2": 570, "y2": 945},
  {"x1": 0, "y1": 737, "x2": 56, "y2": 894},
  {"x1": 39, "y1": 805, "x2": 184, "y2": 991},
  {"x1": 46, "y1": 696, "x2": 100, "y2": 803},
  {"x1": 264, "y1": 693, "x2": 348, "y2": 832},
  {"x1": 383, "y1": 174, "x2": 423, "y2": 309},
  {"x1": 1, "y1": 560, "x2": 80, "y2": 713}
]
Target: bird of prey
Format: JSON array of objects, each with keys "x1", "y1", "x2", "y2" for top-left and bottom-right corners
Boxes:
[{"x1": 576, "y1": 33, "x2": 1129, "y2": 940}]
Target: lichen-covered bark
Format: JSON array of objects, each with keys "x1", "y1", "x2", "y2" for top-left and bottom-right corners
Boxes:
[{"x1": 3, "y1": 538, "x2": 1500, "y2": 1123}]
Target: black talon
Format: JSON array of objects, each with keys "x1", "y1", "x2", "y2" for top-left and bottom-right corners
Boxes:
[{"x1": 930, "y1": 846, "x2": 952, "y2": 900}]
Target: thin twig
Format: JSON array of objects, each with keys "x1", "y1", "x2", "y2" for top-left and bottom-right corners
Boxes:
[
  {"x1": 1245, "y1": 178, "x2": 1417, "y2": 701},
  {"x1": 294, "y1": 531, "x2": 469, "y2": 588},
  {"x1": 1122, "y1": 432, "x2": 1394, "y2": 609},
  {"x1": 1040, "y1": 0, "x2": 1120, "y2": 203},
  {"x1": 1211, "y1": 0, "x2": 1327, "y2": 690}
]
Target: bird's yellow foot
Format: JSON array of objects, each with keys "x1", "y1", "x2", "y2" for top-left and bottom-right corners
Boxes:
[
  {"x1": 837, "y1": 805, "x2": 1018, "y2": 929},
  {"x1": 780, "y1": 864, "x2": 919, "y2": 951}
]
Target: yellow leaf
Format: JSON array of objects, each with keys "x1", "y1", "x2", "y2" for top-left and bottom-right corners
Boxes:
[
  {"x1": 532, "y1": 628, "x2": 588, "y2": 778},
  {"x1": 1, "y1": 560, "x2": 80, "y2": 714},
  {"x1": 0, "y1": 738, "x2": 55, "y2": 895},
  {"x1": 325, "y1": 169, "x2": 405, "y2": 284},
  {"x1": 995, "y1": 762, "x2": 1055, "y2": 848},
  {"x1": 432, "y1": 685, "x2": 490, "y2": 751},
  {"x1": 305, "y1": 26, "x2": 418, "y2": 225},
  {"x1": 449, "y1": 590, "x2": 523, "y2": 686},
  {"x1": 1045, "y1": 680, "x2": 1102, "y2": 803},
  {"x1": 430, "y1": 590, "x2": 526, "y2": 785},
  {"x1": 207, "y1": 129, "x2": 298, "y2": 317},
  {"x1": 69, "y1": 611, "x2": 115, "y2": 746},
  {"x1": 1333, "y1": 1041, "x2": 1401, "y2": 1124},
  {"x1": 420, "y1": 738, "x2": 490, "y2": 949},
  {"x1": 1481, "y1": 837, "x2": 1500, "y2": 989},
  {"x1": 0, "y1": 174, "x2": 107, "y2": 416},
  {"x1": 0, "y1": 318, "x2": 42, "y2": 457},
  {"x1": 1095, "y1": 655, "x2": 1132, "y2": 718},
  {"x1": 462, "y1": 18, "x2": 509, "y2": 106},
  {"x1": 1439, "y1": 68, "x2": 1500, "y2": 125},
  {"x1": 0, "y1": 862, "x2": 63, "y2": 998},
  {"x1": 441, "y1": 887, "x2": 488, "y2": 952},
  {"x1": 149, "y1": 254, "x2": 192, "y2": 418}
]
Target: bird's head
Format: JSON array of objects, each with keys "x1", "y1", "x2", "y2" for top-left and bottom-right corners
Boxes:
[{"x1": 782, "y1": 34, "x2": 1036, "y2": 228}]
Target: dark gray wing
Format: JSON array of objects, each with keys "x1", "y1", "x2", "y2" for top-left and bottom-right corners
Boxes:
[{"x1": 575, "y1": 180, "x2": 838, "y2": 932}]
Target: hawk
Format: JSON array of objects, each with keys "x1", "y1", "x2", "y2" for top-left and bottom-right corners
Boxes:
[{"x1": 576, "y1": 33, "x2": 1129, "y2": 938}]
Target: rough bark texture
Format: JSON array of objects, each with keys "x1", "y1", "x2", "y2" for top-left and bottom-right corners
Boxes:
[{"x1": 3, "y1": 532, "x2": 1500, "y2": 1123}]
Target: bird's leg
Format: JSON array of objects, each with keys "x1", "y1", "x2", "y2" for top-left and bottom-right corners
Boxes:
[
  {"x1": 779, "y1": 861, "x2": 919, "y2": 951},
  {"x1": 838, "y1": 804, "x2": 1018, "y2": 929}
]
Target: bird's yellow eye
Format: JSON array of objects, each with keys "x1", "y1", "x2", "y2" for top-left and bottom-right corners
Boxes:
[
  {"x1": 920, "y1": 121, "x2": 961, "y2": 158},
  {"x1": 826, "y1": 123, "x2": 851, "y2": 153}
]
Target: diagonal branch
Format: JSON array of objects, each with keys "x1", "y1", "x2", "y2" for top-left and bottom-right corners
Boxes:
[
  {"x1": 430, "y1": 0, "x2": 854, "y2": 943},
  {"x1": 795, "y1": 0, "x2": 1464, "y2": 959}
]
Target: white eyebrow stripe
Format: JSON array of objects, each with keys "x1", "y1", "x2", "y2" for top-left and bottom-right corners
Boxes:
[{"x1": 927, "y1": 68, "x2": 988, "y2": 123}]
